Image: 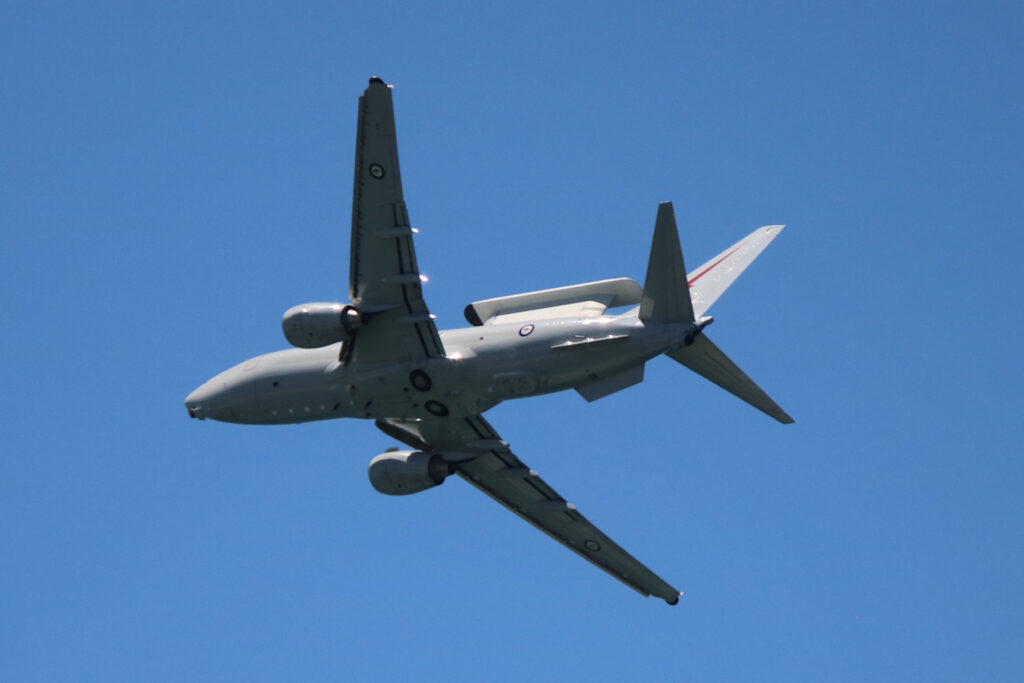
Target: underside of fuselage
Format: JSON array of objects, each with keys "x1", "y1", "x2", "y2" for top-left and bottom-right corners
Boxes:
[{"x1": 184, "y1": 313, "x2": 676, "y2": 425}]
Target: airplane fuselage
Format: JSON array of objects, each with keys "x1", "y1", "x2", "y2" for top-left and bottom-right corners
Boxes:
[
  {"x1": 185, "y1": 312, "x2": 697, "y2": 425},
  {"x1": 184, "y1": 78, "x2": 792, "y2": 604}
]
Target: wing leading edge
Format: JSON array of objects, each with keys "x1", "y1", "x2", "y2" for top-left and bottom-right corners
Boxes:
[
  {"x1": 348, "y1": 78, "x2": 444, "y2": 364},
  {"x1": 377, "y1": 415, "x2": 682, "y2": 604}
]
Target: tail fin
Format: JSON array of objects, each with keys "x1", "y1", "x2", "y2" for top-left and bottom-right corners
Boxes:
[
  {"x1": 639, "y1": 203, "x2": 695, "y2": 323},
  {"x1": 637, "y1": 202, "x2": 792, "y2": 423},
  {"x1": 687, "y1": 224, "x2": 785, "y2": 318},
  {"x1": 638, "y1": 203, "x2": 785, "y2": 321},
  {"x1": 667, "y1": 336, "x2": 794, "y2": 424}
]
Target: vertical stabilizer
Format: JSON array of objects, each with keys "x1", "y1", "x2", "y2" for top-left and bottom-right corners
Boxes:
[{"x1": 639, "y1": 202, "x2": 695, "y2": 324}]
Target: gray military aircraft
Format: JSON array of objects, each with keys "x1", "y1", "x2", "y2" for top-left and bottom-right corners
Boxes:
[{"x1": 185, "y1": 77, "x2": 792, "y2": 605}]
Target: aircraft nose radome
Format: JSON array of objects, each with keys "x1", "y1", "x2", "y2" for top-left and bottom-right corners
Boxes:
[
  {"x1": 184, "y1": 384, "x2": 210, "y2": 419},
  {"x1": 184, "y1": 364, "x2": 261, "y2": 423}
]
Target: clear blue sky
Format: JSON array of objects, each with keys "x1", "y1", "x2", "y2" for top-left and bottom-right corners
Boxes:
[{"x1": 3, "y1": 2, "x2": 1022, "y2": 681}]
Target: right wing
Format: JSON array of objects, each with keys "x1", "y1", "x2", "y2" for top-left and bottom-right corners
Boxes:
[
  {"x1": 347, "y1": 78, "x2": 445, "y2": 365},
  {"x1": 377, "y1": 415, "x2": 682, "y2": 604}
]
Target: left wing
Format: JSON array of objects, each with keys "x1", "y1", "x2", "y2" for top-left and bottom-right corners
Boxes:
[
  {"x1": 377, "y1": 415, "x2": 682, "y2": 604},
  {"x1": 347, "y1": 78, "x2": 444, "y2": 364}
]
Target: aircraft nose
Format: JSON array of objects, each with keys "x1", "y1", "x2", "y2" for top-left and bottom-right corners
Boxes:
[
  {"x1": 185, "y1": 383, "x2": 211, "y2": 419},
  {"x1": 184, "y1": 362, "x2": 261, "y2": 423}
]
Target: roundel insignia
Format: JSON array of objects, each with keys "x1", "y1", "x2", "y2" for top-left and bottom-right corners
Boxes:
[
  {"x1": 409, "y1": 369, "x2": 432, "y2": 392},
  {"x1": 584, "y1": 540, "x2": 601, "y2": 552},
  {"x1": 369, "y1": 163, "x2": 385, "y2": 179},
  {"x1": 424, "y1": 400, "x2": 449, "y2": 417},
  {"x1": 519, "y1": 324, "x2": 534, "y2": 337}
]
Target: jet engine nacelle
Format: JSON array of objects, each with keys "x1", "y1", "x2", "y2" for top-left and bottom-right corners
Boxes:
[
  {"x1": 368, "y1": 450, "x2": 454, "y2": 496},
  {"x1": 282, "y1": 302, "x2": 362, "y2": 348}
]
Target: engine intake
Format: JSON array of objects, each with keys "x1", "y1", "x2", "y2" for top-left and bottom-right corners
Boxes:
[
  {"x1": 282, "y1": 302, "x2": 362, "y2": 348},
  {"x1": 368, "y1": 450, "x2": 454, "y2": 495}
]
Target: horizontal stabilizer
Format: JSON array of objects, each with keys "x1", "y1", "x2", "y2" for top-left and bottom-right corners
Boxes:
[
  {"x1": 667, "y1": 336, "x2": 793, "y2": 424},
  {"x1": 687, "y1": 225, "x2": 785, "y2": 318}
]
